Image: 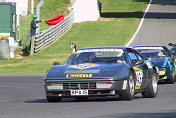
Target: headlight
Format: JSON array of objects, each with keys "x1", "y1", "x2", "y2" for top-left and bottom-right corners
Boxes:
[
  {"x1": 96, "y1": 82, "x2": 112, "y2": 89},
  {"x1": 46, "y1": 83, "x2": 63, "y2": 90},
  {"x1": 159, "y1": 69, "x2": 166, "y2": 75},
  {"x1": 174, "y1": 58, "x2": 176, "y2": 63}
]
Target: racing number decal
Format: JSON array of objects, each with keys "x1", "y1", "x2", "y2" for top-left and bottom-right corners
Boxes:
[{"x1": 134, "y1": 67, "x2": 143, "y2": 89}]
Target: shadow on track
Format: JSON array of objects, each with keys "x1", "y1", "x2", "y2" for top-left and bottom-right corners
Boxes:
[
  {"x1": 101, "y1": 12, "x2": 176, "y2": 19},
  {"x1": 134, "y1": 0, "x2": 176, "y2": 6},
  {"x1": 25, "y1": 95, "x2": 144, "y2": 103}
]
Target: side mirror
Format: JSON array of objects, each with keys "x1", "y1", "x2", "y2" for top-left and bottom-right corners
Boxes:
[{"x1": 53, "y1": 62, "x2": 60, "y2": 65}]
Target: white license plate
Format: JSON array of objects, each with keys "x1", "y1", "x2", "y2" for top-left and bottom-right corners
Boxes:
[{"x1": 71, "y1": 90, "x2": 88, "y2": 96}]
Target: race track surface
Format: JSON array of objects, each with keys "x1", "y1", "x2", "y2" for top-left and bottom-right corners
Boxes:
[
  {"x1": 0, "y1": 74, "x2": 176, "y2": 118},
  {"x1": 129, "y1": 0, "x2": 176, "y2": 47}
]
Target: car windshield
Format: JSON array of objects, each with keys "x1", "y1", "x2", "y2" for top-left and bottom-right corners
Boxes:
[
  {"x1": 64, "y1": 49, "x2": 126, "y2": 65},
  {"x1": 134, "y1": 47, "x2": 168, "y2": 58}
]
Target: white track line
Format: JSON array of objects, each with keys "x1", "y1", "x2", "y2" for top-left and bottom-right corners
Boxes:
[{"x1": 125, "y1": 0, "x2": 153, "y2": 47}]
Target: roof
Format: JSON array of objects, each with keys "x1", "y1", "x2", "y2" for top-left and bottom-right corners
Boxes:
[
  {"x1": 133, "y1": 45, "x2": 164, "y2": 48},
  {"x1": 78, "y1": 46, "x2": 132, "y2": 50}
]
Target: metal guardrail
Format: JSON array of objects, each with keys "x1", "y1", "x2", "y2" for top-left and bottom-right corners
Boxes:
[{"x1": 34, "y1": 9, "x2": 74, "y2": 53}]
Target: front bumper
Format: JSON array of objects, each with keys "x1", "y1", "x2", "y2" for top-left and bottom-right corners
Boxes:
[{"x1": 44, "y1": 78, "x2": 126, "y2": 97}]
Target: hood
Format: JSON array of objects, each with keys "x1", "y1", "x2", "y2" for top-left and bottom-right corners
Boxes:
[
  {"x1": 150, "y1": 57, "x2": 169, "y2": 68},
  {"x1": 45, "y1": 63, "x2": 127, "y2": 79}
]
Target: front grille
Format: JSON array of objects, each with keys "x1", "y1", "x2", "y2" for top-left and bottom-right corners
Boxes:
[{"x1": 63, "y1": 82, "x2": 96, "y2": 89}]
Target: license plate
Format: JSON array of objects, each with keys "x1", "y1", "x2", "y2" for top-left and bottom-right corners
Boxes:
[{"x1": 71, "y1": 90, "x2": 88, "y2": 96}]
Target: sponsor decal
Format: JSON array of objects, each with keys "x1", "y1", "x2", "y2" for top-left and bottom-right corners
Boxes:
[
  {"x1": 69, "y1": 63, "x2": 99, "y2": 70},
  {"x1": 134, "y1": 67, "x2": 143, "y2": 89},
  {"x1": 66, "y1": 74, "x2": 92, "y2": 78},
  {"x1": 135, "y1": 85, "x2": 141, "y2": 89},
  {"x1": 134, "y1": 67, "x2": 140, "y2": 72}
]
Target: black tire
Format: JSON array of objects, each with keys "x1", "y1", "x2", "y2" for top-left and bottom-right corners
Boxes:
[
  {"x1": 167, "y1": 70, "x2": 175, "y2": 84},
  {"x1": 46, "y1": 96, "x2": 62, "y2": 102},
  {"x1": 142, "y1": 71, "x2": 158, "y2": 98},
  {"x1": 119, "y1": 70, "x2": 135, "y2": 100}
]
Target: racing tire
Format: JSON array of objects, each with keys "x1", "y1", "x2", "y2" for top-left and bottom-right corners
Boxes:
[
  {"x1": 167, "y1": 70, "x2": 175, "y2": 84},
  {"x1": 46, "y1": 96, "x2": 62, "y2": 102},
  {"x1": 119, "y1": 70, "x2": 135, "y2": 100},
  {"x1": 142, "y1": 71, "x2": 158, "y2": 98}
]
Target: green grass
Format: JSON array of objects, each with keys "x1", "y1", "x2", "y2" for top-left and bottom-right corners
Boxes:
[{"x1": 0, "y1": 0, "x2": 149, "y2": 73}]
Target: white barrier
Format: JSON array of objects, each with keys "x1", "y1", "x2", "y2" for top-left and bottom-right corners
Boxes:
[
  {"x1": 72, "y1": 0, "x2": 100, "y2": 23},
  {"x1": 8, "y1": 37, "x2": 14, "y2": 58}
]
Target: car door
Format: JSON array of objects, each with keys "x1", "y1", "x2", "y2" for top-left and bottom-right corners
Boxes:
[{"x1": 126, "y1": 49, "x2": 149, "y2": 91}]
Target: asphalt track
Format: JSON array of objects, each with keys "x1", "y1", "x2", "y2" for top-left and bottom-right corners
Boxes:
[
  {"x1": 1, "y1": 0, "x2": 176, "y2": 118},
  {"x1": 0, "y1": 74, "x2": 176, "y2": 118},
  {"x1": 129, "y1": 0, "x2": 176, "y2": 47}
]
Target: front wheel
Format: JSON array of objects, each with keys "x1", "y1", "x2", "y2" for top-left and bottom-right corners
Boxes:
[
  {"x1": 119, "y1": 70, "x2": 135, "y2": 100},
  {"x1": 167, "y1": 70, "x2": 175, "y2": 84},
  {"x1": 142, "y1": 71, "x2": 158, "y2": 98}
]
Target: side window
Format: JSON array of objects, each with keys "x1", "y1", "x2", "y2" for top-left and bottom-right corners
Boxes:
[
  {"x1": 127, "y1": 51, "x2": 138, "y2": 60},
  {"x1": 126, "y1": 55, "x2": 132, "y2": 65},
  {"x1": 126, "y1": 50, "x2": 143, "y2": 65}
]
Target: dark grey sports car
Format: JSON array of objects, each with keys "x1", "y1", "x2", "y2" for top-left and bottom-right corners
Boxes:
[{"x1": 44, "y1": 46, "x2": 158, "y2": 102}]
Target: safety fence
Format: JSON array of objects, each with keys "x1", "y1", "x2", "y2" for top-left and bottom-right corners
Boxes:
[{"x1": 34, "y1": 9, "x2": 74, "y2": 53}]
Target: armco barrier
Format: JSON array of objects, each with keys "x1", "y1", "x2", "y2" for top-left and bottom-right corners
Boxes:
[{"x1": 34, "y1": 9, "x2": 74, "y2": 53}]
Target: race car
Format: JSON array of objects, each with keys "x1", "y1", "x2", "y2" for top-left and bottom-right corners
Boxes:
[
  {"x1": 44, "y1": 46, "x2": 158, "y2": 102},
  {"x1": 133, "y1": 45, "x2": 176, "y2": 84}
]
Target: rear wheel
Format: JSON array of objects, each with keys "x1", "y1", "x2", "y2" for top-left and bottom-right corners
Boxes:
[
  {"x1": 46, "y1": 96, "x2": 62, "y2": 102},
  {"x1": 142, "y1": 71, "x2": 158, "y2": 98},
  {"x1": 119, "y1": 71, "x2": 135, "y2": 100}
]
